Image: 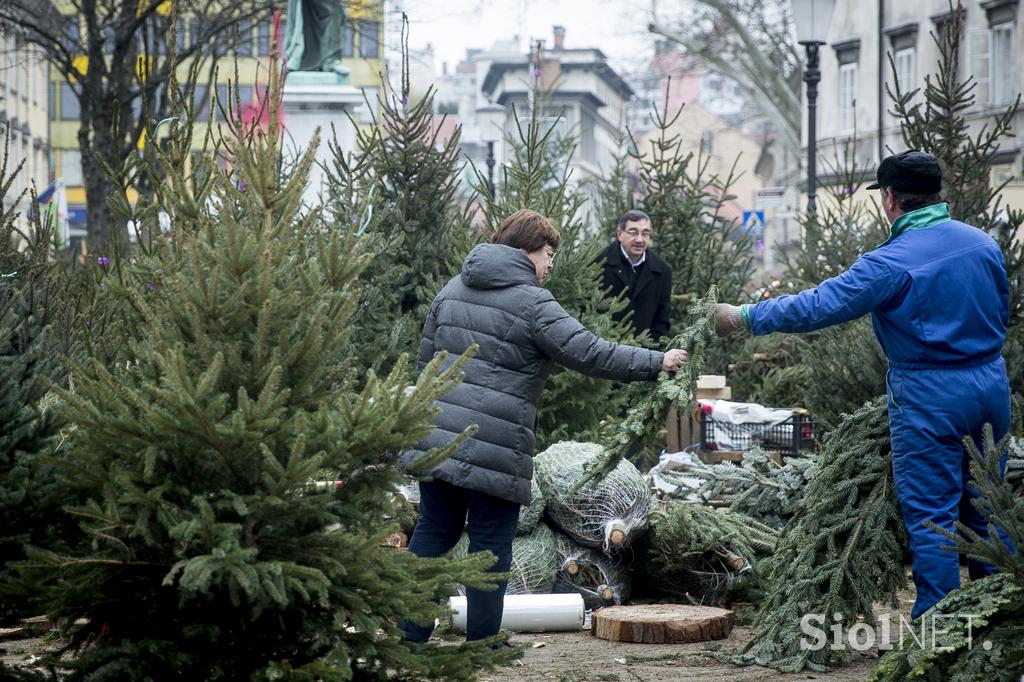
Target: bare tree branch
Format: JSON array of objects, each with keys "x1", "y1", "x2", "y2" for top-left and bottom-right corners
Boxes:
[{"x1": 649, "y1": 0, "x2": 802, "y2": 159}]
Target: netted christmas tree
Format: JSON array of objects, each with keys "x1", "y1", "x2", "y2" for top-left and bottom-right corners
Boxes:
[
  {"x1": 869, "y1": 424, "x2": 1024, "y2": 681},
  {"x1": 451, "y1": 522, "x2": 559, "y2": 595},
  {"x1": 6, "y1": 63, "x2": 514, "y2": 680},
  {"x1": 552, "y1": 533, "x2": 631, "y2": 609},
  {"x1": 639, "y1": 500, "x2": 777, "y2": 606},
  {"x1": 516, "y1": 476, "x2": 545, "y2": 535},
  {"x1": 733, "y1": 397, "x2": 906, "y2": 672},
  {"x1": 472, "y1": 60, "x2": 640, "y2": 449},
  {"x1": 535, "y1": 441, "x2": 652, "y2": 553},
  {"x1": 324, "y1": 18, "x2": 478, "y2": 374}
]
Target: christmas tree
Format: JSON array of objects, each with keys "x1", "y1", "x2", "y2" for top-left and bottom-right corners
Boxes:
[
  {"x1": 325, "y1": 20, "x2": 477, "y2": 374},
  {"x1": 869, "y1": 426, "x2": 1024, "y2": 681},
  {"x1": 620, "y1": 94, "x2": 754, "y2": 315},
  {"x1": 733, "y1": 398, "x2": 906, "y2": 672},
  {"x1": 472, "y1": 60, "x2": 640, "y2": 449},
  {"x1": 727, "y1": 145, "x2": 889, "y2": 425},
  {"x1": 8, "y1": 65, "x2": 513, "y2": 679}
]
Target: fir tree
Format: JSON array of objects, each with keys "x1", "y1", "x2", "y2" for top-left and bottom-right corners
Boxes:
[
  {"x1": 869, "y1": 426, "x2": 1024, "y2": 681},
  {"x1": 581, "y1": 287, "x2": 718, "y2": 487},
  {"x1": 325, "y1": 25, "x2": 477, "y2": 374},
  {"x1": 624, "y1": 96, "x2": 754, "y2": 313},
  {"x1": 727, "y1": 145, "x2": 889, "y2": 426},
  {"x1": 473, "y1": 77, "x2": 640, "y2": 450},
  {"x1": 732, "y1": 398, "x2": 906, "y2": 673},
  {"x1": 7, "y1": 66, "x2": 513, "y2": 680},
  {"x1": 0, "y1": 128, "x2": 92, "y2": 623}
]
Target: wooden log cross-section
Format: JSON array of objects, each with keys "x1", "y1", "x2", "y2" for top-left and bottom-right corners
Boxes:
[{"x1": 591, "y1": 604, "x2": 735, "y2": 643}]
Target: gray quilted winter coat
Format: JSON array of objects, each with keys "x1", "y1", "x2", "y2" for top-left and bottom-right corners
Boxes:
[{"x1": 399, "y1": 243, "x2": 664, "y2": 504}]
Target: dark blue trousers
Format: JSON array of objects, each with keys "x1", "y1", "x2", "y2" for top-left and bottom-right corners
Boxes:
[
  {"x1": 887, "y1": 358, "x2": 1011, "y2": 619},
  {"x1": 402, "y1": 479, "x2": 520, "y2": 642}
]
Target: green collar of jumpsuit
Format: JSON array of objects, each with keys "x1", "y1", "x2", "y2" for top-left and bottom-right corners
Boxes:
[{"x1": 880, "y1": 202, "x2": 951, "y2": 246}]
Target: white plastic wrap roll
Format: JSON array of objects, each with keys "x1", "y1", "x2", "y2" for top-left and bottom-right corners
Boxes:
[{"x1": 449, "y1": 593, "x2": 585, "y2": 633}]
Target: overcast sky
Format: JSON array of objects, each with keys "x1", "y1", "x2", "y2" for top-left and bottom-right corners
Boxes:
[{"x1": 394, "y1": 0, "x2": 657, "y2": 78}]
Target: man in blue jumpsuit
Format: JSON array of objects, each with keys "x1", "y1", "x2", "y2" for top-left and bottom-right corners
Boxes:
[{"x1": 715, "y1": 150, "x2": 1011, "y2": 619}]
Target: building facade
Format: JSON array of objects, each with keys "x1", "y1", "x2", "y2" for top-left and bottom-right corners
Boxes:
[
  {"x1": 812, "y1": 0, "x2": 1023, "y2": 207},
  {"x1": 480, "y1": 27, "x2": 634, "y2": 199},
  {"x1": 1, "y1": 26, "x2": 51, "y2": 220},
  {"x1": 48, "y1": 3, "x2": 384, "y2": 250}
]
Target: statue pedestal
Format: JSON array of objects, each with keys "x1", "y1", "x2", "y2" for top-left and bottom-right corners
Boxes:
[{"x1": 282, "y1": 73, "x2": 363, "y2": 209}]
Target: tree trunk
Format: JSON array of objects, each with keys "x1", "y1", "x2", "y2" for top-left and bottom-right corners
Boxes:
[{"x1": 79, "y1": 92, "x2": 129, "y2": 256}]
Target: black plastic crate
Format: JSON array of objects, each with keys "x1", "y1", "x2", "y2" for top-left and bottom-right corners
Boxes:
[{"x1": 699, "y1": 410, "x2": 817, "y2": 455}]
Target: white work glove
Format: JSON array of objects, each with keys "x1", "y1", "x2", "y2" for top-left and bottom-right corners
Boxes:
[
  {"x1": 714, "y1": 304, "x2": 744, "y2": 337},
  {"x1": 661, "y1": 348, "x2": 689, "y2": 373}
]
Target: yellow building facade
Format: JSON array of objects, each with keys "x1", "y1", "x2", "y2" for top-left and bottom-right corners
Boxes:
[{"x1": 50, "y1": 1, "x2": 383, "y2": 245}]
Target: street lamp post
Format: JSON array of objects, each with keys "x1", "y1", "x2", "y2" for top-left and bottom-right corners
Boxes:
[
  {"x1": 801, "y1": 41, "x2": 823, "y2": 216},
  {"x1": 475, "y1": 102, "x2": 506, "y2": 197},
  {"x1": 792, "y1": 0, "x2": 837, "y2": 217}
]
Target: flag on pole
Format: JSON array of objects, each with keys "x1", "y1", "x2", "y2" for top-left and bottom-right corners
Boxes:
[{"x1": 37, "y1": 180, "x2": 70, "y2": 249}]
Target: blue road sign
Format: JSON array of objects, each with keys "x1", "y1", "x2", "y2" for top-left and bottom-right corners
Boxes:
[{"x1": 742, "y1": 210, "x2": 765, "y2": 235}]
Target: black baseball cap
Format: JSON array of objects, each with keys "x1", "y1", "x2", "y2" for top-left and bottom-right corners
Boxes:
[{"x1": 866, "y1": 150, "x2": 942, "y2": 193}]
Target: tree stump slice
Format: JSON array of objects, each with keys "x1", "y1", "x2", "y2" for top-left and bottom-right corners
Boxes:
[{"x1": 591, "y1": 604, "x2": 735, "y2": 643}]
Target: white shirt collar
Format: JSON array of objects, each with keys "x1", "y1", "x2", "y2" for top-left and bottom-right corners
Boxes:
[{"x1": 620, "y1": 244, "x2": 646, "y2": 268}]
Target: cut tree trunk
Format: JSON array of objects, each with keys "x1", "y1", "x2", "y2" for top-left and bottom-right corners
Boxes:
[{"x1": 591, "y1": 604, "x2": 735, "y2": 643}]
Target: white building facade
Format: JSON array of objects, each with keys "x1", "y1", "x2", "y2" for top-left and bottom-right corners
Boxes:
[{"x1": 812, "y1": 0, "x2": 1023, "y2": 204}]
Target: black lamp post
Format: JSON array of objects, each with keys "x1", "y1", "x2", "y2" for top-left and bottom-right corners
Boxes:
[
  {"x1": 800, "y1": 40, "x2": 823, "y2": 216},
  {"x1": 793, "y1": 0, "x2": 836, "y2": 217},
  {"x1": 476, "y1": 102, "x2": 506, "y2": 197},
  {"x1": 485, "y1": 140, "x2": 496, "y2": 193}
]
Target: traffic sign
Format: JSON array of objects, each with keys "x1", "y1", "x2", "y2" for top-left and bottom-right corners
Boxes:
[{"x1": 742, "y1": 210, "x2": 765, "y2": 235}]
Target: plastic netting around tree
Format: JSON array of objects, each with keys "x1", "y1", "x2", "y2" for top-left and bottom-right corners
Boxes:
[
  {"x1": 642, "y1": 500, "x2": 777, "y2": 605},
  {"x1": 451, "y1": 522, "x2": 558, "y2": 595},
  {"x1": 553, "y1": 533, "x2": 630, "y2": 610},
  {"x1": 517, "y1": 476, "x2": 545, "y2": 535},
  {"x1": 535, "y1": 441, "x2": 652, "y2": 553}
]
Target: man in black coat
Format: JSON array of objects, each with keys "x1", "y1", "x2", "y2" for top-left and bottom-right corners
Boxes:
[{"x1": 599, "y1": 209, "x2": 673, "y2": 343}]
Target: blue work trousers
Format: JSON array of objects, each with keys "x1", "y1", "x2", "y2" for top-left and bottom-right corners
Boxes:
[
  {"x1": 401, "y1": 479, "x2": 520, "y2": 642},
  {"x1": 887, "y1": 357, "x2": 1011, "y2": 619}
]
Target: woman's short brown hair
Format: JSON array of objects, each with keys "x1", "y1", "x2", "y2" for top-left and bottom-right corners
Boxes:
[{"x1": 491, "y1": 209, "x2": 560, "y2": 252}]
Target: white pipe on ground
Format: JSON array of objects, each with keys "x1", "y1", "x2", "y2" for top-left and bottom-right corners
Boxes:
[{"x1": 449, "y1": 593, "x2": 585, "y2": 633}]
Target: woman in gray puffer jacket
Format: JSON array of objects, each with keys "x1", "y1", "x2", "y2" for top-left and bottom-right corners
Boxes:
[{"x1": 400, "y1": 209, "x2": 687, "y2": 645}]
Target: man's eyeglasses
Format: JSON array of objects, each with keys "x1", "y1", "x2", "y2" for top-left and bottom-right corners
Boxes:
[
  {"x1": 623, "y1": 228, "x2": 653, "y2": 240},
  {"x1": 544, "y1": 250, "x2": 557, "y2": 263}
]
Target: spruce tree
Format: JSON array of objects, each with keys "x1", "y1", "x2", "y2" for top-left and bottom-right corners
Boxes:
[
  {"x1": 473, "y1": 81, "x2": 640, "y2": 450},
  {"x1": 7, "y1": 67, "x2": 512, "y2": 680},
  {"x1": 623, "y1": 98, "x2": 754, "y2": 314},
  {"x1": 732, "y1": 398, "x2": 906, "y2": 673},
  {"x1": 325, "y1": 29, "x2": 477, "y2": 374},
  {"x1": 727, "y1": 147, "x2": 889, "y2": 425},
  {"x1": 0, "y1": 128, "x2": 93, "y2": 623}
]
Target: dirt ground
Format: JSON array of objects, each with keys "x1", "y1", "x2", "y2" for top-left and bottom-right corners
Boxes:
[
  {"x1": 475, "y1": 584, "x2": 922, "y2": 682},
  {"x1": 478, "y1": 625, "x2": 880, "y2": 682},
  {"x1": 1, "y1": 590, "x2": 920, "y2": 682}
]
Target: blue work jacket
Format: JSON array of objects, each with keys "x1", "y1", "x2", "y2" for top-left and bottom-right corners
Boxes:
[{"x1": 743, "y1": 203, "x2": 1009, "y2": 368}]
